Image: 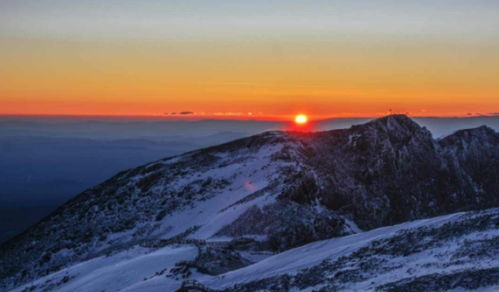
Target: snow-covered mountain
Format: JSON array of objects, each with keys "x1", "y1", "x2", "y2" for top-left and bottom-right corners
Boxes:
[{"x1": 1, "y1": 115, "x2": 498, "y2": 292}]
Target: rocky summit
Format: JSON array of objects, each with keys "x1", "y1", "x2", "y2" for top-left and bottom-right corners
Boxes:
[{"x1": 1, "y1": 115, "x2": 498, "y2": 292}]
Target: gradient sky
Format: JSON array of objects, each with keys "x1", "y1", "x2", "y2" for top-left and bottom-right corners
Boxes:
[{"x1": 1, "y1": 0, "x2": 499, "y2": 118}]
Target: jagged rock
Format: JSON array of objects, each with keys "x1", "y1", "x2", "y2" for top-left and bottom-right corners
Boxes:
[{"x1": 216, "y1": 202, "x2": 350, "y2": 251}]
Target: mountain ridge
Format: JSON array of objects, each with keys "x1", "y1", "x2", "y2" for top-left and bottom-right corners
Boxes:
[{"x1": 1, "y1": 115, "x2": 498, "y2": 291}]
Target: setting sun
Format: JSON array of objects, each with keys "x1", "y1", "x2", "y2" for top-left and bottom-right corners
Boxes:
[{"x1": 294, "y1": 114, "x2": 308, "y2": 125}]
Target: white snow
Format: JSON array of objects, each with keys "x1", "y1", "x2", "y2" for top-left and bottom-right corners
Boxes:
[
  {"x1": 199, "y1": 212, "x2": 465, "y2": 289},
  {"x1": 10, "y1": 245, "x2": 197, "y2": 292},
  {"x1": 151, "y1": 144, "x2": 291, "y2": 241},
  {"x1": 9, "y1": 209, "x2": 499, "y2": 292}
]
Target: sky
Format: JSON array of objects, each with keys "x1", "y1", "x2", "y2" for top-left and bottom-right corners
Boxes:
[{"x1": 1, "y1": 0, "x2": 499, "y2": 119}]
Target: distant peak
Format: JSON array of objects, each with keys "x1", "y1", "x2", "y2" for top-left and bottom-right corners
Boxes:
[
  {"x1": 375, "y1": 114, "x2": 414, "y2": 124},
  {"x1": 443, "y1": 125, "x2": 498, "y2": 141},
  {"x1": 363, "y1": 114, "x2": 423, "y2": 133},
  {"x1": 467, "y1": 125, "x2": 496, "y2": 134}
]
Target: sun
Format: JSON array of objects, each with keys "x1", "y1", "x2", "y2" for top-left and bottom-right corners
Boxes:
[{"x1": 294, "y1": 114, "x2": 308, "y2": 125}]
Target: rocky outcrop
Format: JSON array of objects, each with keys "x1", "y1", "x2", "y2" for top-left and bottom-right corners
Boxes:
[
  {"x1": 281, "y1": 115, "x2": 499, "y2": 229},
  {"x1": 216, "y1": 202, "x2": 351, "y2": 251}
]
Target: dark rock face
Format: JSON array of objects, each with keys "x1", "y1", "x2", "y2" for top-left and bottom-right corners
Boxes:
[
  {"x1": 193, "y1": 245, "x2": 252, "y2": 275},
  {"x1": 216, "y1": 202, "x2": 350, "y2": 251},
  {"x1": 0, "y1": 115, "x2": 498, "y2": 291},
  {"x1": 439, "y1": 125, "x2": 499, "y2": 211},
  {"x1": 282, "y1": 115, "x2": 499, "y2": 229},
  {"x1": 168, "y1": 244, "x2": 251, "y2": 278}
]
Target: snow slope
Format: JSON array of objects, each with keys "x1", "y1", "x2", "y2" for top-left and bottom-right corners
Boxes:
[
  {"x1": 198, "y1": 208, "x2": 499, "y2": 291},
  {"x1": 11, "y1": 208, "x2": 497, "y2": 292},
  {"x1": 9, "y1": 245, "x2": 196, "y2": 292},
  {"x1": 200, "y1": 212, "x2": 465, "y2": 289}
]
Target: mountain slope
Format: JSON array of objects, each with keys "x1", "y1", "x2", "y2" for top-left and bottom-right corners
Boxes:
[
  {"x1": 7, "y1": 208, "x2": 499, "y2": 292},
  {"x1": 1, "y1": 115, "x2": 498, "y2": 291},
  {"x1": 200, "y1": 208, "x2": 499, "y2": 292}
]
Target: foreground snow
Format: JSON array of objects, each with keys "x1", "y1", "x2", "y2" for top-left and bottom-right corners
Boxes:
[
  {"x1": 199, "y1": 211, "x2": 465, "y2": 289},
  {"x1": 10, "y1": 245, "x2": 196, "y2": 292},
  {"x1": 10, "y1": 208, "x2": 498, "y2": 292}
]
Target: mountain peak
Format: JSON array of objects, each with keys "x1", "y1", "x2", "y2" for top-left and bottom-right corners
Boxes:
[
  {"x1": 452, "y1": 124, "x2": 496, "y2": 137},
  {"x1": 367, "y1": 114, "x2": 421, "y2": 131},
  {"x1": 440, "y1": 125, "x2": 498, "y2": 146},
  {"x1": 347, "y1": 114, "x2": 431, "y2": 144}
]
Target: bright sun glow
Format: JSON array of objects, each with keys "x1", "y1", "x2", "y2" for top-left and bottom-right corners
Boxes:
[{"x1": 294, "y1": 114, "x2": 308, "y2": 125}]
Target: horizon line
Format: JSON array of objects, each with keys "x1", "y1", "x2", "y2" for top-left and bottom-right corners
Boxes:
[{"x1": 0, "y1": 113, "x2": 498, "y2": 122}]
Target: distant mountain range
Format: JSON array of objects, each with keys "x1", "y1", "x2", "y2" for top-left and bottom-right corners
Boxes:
[{"x1": 1, "y1": 115, "x2": 498, "y2": 292}]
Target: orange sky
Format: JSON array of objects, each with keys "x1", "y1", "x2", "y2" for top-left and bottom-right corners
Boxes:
[{"x1": 1, "y1": 1, "x2": 499, "y2": 119}]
